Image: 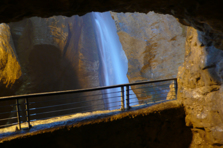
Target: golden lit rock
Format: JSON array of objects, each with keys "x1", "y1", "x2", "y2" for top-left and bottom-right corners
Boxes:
[
  {"x1": 178, "y1": 27, "x2": 223, "y2": 147},
  {"x1": 0, "y1": 23, "x2": 21, "y2": 96}
]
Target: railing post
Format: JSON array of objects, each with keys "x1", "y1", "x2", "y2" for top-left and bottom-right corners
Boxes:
[
  {"x1": 25, "y1": 98, "x2": 32, "y2": 129},
  {"x1": 121, "y1": 86, "x2": 125, "y2": 111},
  {"x1": 126, "y1": 85, "x2": 130, "y2": 110},
  {"x1": 174, "y1": 79, "x2": 178, "y2": 99},
  {"x1": 16, "y1": 98, "x2": 21, "y2": 130}
]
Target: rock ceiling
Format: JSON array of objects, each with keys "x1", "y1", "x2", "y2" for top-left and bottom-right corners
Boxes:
[{"x1": 1, "y1": 0, "x2": 223, "y2": 49}]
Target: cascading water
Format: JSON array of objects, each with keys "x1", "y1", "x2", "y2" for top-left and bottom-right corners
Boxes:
[{"x1": 92, "y1": 12, "x2": 138, "y2": 109}]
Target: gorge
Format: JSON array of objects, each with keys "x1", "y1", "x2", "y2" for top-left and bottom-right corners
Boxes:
[
  {"x1": 0, "y1": 11, "x2": 184, "y2": 116},
  {"x1": 0, "y1": 11, "x2": 187, "y2": 147},
  {"x1": 1, "y1": 0, "x2": 223, "y2": 147}
]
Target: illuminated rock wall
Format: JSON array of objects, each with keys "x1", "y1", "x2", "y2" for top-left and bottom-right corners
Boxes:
[
  {"x1": 178, "y1": 27, "x2": 223, "y2": 147},
  {"x1": 0, "y1": 24, "x2": 21, "y2": 96},
  {"x1": 111, "y1": 12, "x2": 186, "y2": 103},
  {"x1": 111, "y1": 12, "x2": 186, "y2": 82}
]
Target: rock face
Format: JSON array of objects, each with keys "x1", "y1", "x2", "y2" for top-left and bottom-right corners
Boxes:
[
  {"x1": 111, "y1": 12, "x2": 186, "y2": 103},
  {"x1": 111, "y1": 12, "x2": 186, "y2": 82},
  {"x1": 178, "y1": 27, "x2": 223, "y2": 147},
  {"x1": 0, "y1": 24, "x2": 22, "y2": 96},
  {"x1": 0, "y1": 23, "x2": 21, "y2": 95},
  {"x1": 10, "y1": 15, "x2": 101, "y2": 94},
  {"x1": 0, "y1": 23, "x2": 22, "y2": 125}
]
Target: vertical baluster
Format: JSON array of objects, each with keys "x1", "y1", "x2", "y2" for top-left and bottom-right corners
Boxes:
[
  {"x1": 175, "y1": 79, "x2": 178, "y2": 99},
  {"x1": 121, "y1": 86, "x2": 125, "y2": 111},
  {"x1": 25, "y1": 98, "x2": 32, "y2": 129},
  {"x1": 16, "y1": 98, "x2": 21, "y2": 130},
  {"x1": 126, "y1": 85, "x2": 130, "y2": 110}
]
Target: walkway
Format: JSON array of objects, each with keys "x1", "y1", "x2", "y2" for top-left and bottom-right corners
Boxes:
[{"x1": 0, "y1": 78, "x2": 177, "y2": 137}]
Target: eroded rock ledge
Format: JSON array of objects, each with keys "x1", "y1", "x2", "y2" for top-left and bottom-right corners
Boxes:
[{"x1": 1, "y1": 101, "x2": 192, "y2": 148}]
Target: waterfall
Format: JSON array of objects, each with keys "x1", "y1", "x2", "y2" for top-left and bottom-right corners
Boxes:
[{"x1": 92, "y1": 12, "x2": 138, "y2": 110}]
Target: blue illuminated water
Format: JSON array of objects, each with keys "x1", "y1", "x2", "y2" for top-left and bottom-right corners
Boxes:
[{"x1": 92, "y1": 12, "x2": 138, "y2": 109}]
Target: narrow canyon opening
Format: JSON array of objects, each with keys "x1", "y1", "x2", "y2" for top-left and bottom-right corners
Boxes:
[
  {"x1": 0, "y1": 11, "x2": 190, "y2": 147},
  {"x1": 1, "y1": 6, "x2": 223, "y2": 147},
  {"x1": 0, "y1": 11, "x2": 185, "y2": 123}
]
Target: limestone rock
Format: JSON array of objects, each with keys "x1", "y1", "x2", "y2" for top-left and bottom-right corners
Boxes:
[
  {"x1": 178, "y1": 27, "x2": 223, "y2": 147},
  {"x1": 111, "y1": 12, "x2": 186, "y2": 82},
  {"x1": 166, "y1": 82, "x2": 177, "y2": 100},
  {"x1": 0, "y1": 23, "x2": 21, "y2": 96},
  {"x1": 111, "y1": 12, "x2": 186, "y2": 102},
  {"x1": 0, "y1": 23, "x2": 22, "y2": 126}
]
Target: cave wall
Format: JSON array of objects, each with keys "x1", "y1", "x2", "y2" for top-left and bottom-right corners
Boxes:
[
  {"x1": 0, "y1": 24, "x2": 22, "y2": 125},
  {"x1": 0, "y1": 24, "x2": 22, "y2": 96},
  {"x1": 178, "y1": 27, "x2": 223, "y2": 147}
]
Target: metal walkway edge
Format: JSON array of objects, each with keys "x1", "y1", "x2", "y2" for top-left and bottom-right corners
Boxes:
[{"x1": 0, "y1": 78, "x2": 177, "y2": 131}]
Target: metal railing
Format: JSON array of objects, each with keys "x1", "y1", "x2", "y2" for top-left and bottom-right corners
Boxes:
[{"x1": 0, "y1": 78, "x2": 177, "y2": 131}]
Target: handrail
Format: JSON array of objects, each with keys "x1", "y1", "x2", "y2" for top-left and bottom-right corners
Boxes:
[
  {"x1": 0, "y1": 78, "x2": 177, "y2": 101},
  {"x1": 0, "y1": 78, "x2": 177, "y2": 131}
]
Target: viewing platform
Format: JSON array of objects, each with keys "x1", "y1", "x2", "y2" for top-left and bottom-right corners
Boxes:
[{"x1": 0, "y1": 78, "x2": 181, "y2": 147}]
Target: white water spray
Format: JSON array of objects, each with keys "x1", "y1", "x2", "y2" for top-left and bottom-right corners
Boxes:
[{"x1": 92, "y1": 12, "x2": 138, "y2": 109}]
